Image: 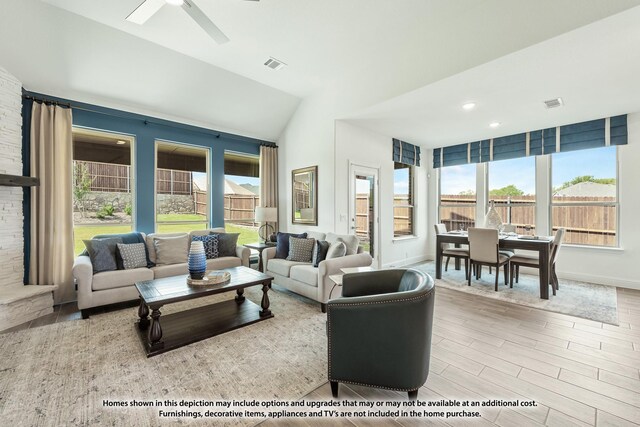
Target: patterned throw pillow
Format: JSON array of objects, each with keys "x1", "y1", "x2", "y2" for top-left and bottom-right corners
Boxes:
[
  {"x1": 210, "y1": 233, "x2": 240, "y2": 257},
  {"x1": 275, "y1": 232, "x2": 308, "y2": 259},
  {"x1": 116, "y1": 243, "x2": 148, "y2": 270},
  {"x1": 192, "y1": 234, "x2": 219, "y2": 259},
  {"x1": 83, "y1": 237, "x2": 123, "y2": 273},
  {"x1": 287, "y1": 237, "x2": 316, "y2": 262}
]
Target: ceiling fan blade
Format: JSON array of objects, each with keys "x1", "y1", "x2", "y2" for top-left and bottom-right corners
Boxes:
[
  {"x1": 126, "y1": 0, "x2": 166, "y2": 25},
  {"x1": 182, "y1": 0, "x2": 230, "y2": 44}
]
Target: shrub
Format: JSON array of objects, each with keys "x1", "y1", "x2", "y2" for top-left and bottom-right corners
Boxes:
[
  {"x1": 124, "y1": 203, "x2": 132, "y2": 216},
  {"x1": 102, "y1": 204, "x2": 115, "y2": 216}
]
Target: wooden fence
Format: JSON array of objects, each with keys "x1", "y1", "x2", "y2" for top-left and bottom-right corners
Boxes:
[
  {"x1": 74, "y1": 161, "x2": 193, "y2": 195},
  {"x1": 355, "y1": 194, "x2": 414, "y2": 238},
  {"x1": 439, "y1": 194, "x2": 617, "y2": 246},
  {"x1": 224, "y1": 194, "x2": 260, "y2": 225}
]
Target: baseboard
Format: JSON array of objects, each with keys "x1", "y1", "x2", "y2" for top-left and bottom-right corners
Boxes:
[
  {"x1": 383, "y1": 254, "x2": 429, "y2": 269},
  {"x1": 515, "y1": 266, "x2": 640, "y2": 290}
]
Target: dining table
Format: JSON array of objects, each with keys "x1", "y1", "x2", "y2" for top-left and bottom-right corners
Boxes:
[{"x1": 435, "y1": 232, "x2": 554, "y2": 299}]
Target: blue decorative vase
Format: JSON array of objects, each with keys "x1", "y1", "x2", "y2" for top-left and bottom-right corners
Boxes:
[{"x1": 188, "y1": 241, "x2": 207, "y2": 280}]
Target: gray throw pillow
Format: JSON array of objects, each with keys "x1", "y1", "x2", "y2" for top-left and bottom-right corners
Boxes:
[
  {"x1": 326, "y1": 241, "x2": 347, "y2": 259},
  {"x1": 210, "y1": 233, "x2": 240, "y2": 257},
  {"x1": 326, "y1": 233, "x2": 360, "y2": 256},
  {"x1": 287, "y1": 237, "x2": 316, "y2": 262},
  {"x1": 153, "y1": 235, "x2": 189, "y2": 265},
  {"x1": 83, "y1": 237, "x2": 123, "y2": 273},
  {"x1": 116, "y1": 243, "x2": 148, "y2": 270},
  {"x1": 312, "y1": 240, "x2": 331, "y2": 267}
]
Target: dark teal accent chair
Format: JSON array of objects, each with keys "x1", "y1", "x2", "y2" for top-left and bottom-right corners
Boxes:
[{"x1": 327, "y1": 269, "x2": 435, "y2": 400}]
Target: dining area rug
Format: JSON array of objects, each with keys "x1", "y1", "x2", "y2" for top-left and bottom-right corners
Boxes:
[{"x1": 414, "y1": 262, "x2": 618, "y2": 325}]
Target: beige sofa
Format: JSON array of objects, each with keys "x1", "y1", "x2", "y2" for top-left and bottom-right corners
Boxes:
[
  {"x1": 73, "y1": 228, "x2": 250, "y2": 318},
  {"x1": 262, "y1": 231, "x2": 373, "y2": 312}
]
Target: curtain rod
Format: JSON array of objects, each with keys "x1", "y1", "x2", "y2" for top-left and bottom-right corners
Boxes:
[{"x1": 21, "y1": 93, "x2": 277, "y2": 147}]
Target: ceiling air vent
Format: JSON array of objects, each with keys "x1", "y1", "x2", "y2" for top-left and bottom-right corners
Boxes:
[
  {"x1": 544, "y1": 98, "x2": 564, "y2": 109},
  {"x1": 264, "y1": 57, "x2": 286, "y2": 70}
]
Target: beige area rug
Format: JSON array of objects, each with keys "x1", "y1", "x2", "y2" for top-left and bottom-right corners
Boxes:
[
  {"x1": 0, "y1": 286, "x2": 327, "y2": 426},
  {"x1": 414, "y1": 262, "x2": 618, "y2": 325}
]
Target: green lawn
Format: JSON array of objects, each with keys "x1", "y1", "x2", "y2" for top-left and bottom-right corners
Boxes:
[{"x1": 74, "y1": 215, "x2": 260, "y2": 255}]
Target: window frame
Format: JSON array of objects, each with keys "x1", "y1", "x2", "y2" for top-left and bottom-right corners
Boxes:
[
  {"x1": 549, "y1": 146, "x2": 620, "y2": 248},
  {"x1": 486, "y1": 156, "x2": 537, "y2": 232},
  {"x1": 437, "y1": 163, "x2": 477, "y2": 231},
  {"x1": 393, "y1": 162, "x2": 416, "y2": 238},
  {"x1": 154, "y1": 139, "x2": 210, "y2": 232}
]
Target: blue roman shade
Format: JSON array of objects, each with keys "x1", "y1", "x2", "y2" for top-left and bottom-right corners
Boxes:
[
  {"x1": 432, "y1": 115, "x2": 627, "y2": 168},
  {"x1": 393, "y1": 138, "x2": 421, "y2": 167}
]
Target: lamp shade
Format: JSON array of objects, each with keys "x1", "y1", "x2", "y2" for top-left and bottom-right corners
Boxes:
[{"x1": 255, "y1": 207, "x2": 278, "y2": 222}]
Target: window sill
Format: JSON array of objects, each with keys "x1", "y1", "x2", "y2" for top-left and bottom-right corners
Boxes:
[
  {"x1": 562, "y1": 244, "x2": 624, "y2": 252},
  {"x1": 392, "y1": 235, "x2": 418, "y2": 242}
]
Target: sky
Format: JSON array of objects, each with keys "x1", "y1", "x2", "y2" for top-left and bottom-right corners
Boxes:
[
  {"x1": 225, "y1": 174, "x2": 260, "y2": 186},
  {"x1": 440, "y1": 146, "x2": 616, "y2": 195}
]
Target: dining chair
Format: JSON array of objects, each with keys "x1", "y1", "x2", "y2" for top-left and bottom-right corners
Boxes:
[
  {"x1": 468, "y1": 227, "x2": 512, "y2": 291},
  {"x1": 486, "y1": 223, "x2": 516, "y2": 275},
  {"x1": 509, "y1": 228, "x2": 565, "y2": 296},
  {"x1": 434, "y1": 223, "x2": 470, "y2": 279}
]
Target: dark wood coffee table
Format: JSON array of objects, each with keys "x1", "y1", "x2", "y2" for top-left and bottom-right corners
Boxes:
[{"x1": 135, "y1": 266, "x2": 273, "y2": 357}]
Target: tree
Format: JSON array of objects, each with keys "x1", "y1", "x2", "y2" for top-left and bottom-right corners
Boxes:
[
  {"x1": 489, "y1": 184, "x2": 524, "y2": 197},
  {"x1": 458, "y1": 190, "x2": 475, "y2": 196},
  {"x1": 73, "y1": 162, "x2": 92, "y2": 217},
  {"x1": 555, "y1": 175, "x2": 616, "y2": 192}
]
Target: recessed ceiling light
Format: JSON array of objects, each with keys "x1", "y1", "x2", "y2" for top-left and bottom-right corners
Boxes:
[
  {"x1": 489, "y1": 122, "x2": 501, "y2": 128},
  {"x1": 116, "y1": 140, "x2": 127, "y2": 145},
  {"x1": 165, "y1": 0, "x2": 184, "y2": 6},
  {"x1": 462, "y1": 102, "x2": 476, "y2": 111}
]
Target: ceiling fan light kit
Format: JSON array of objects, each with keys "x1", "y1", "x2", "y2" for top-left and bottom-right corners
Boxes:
[{"x1": 126, "y1": 0, "x2": 259, "y2": 44}]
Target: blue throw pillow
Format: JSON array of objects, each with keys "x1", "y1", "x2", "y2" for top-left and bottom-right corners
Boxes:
[
  {"x1": 192, "y1": 234, "x2": 219, "y2": 259},
  {"x1": 275, "y1": 232, "x2": 308, "y2": 259}
]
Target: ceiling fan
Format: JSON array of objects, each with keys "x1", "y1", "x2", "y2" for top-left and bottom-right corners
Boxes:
[{"x1": 126, "y1": 0, "x2": 259, "y2": 44}]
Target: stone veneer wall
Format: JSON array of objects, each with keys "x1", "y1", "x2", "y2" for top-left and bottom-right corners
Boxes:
[
  {"x1": 0, "y1": 66, "x2": 54, "y2": 331},
  {"x1": 0, "y1": 66, "x2": 24, "y2": 290}
]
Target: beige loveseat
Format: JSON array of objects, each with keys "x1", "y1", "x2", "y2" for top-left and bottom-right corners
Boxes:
[
  {"x1": 262, "y1": 231, "x2": 373, "y2": 312},
  {"x1": 73, "y1": 228, "x2": 250, "y2": 318}
]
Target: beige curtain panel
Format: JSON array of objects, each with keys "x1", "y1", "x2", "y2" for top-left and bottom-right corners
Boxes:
[
  {"x1": 259, "y1": 145, "x2": 278, "y2": 230},
  {"x1": 29, "y1": 102, "x2": 75, "y2": 304}
]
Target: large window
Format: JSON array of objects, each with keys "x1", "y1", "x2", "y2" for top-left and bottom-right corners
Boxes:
[
  {"x1": 393, "y1": 163, "x2": 415, "y2": 237},
  {"x1": 72, "y1": 128, "x2": 134, "y2": 255},
  {"x1": 439, "y1": 164, "x2": 476, "y2": 231},
  {"x1": 224, "y1": 152, "x2": 260, "y2": 245},
  {"x1": 551, "y1": 146, "x2": 618, "y2": 247},
  {"x1": 155, "y1": 141, "x2": 209, "y2": 233},
  {"x1": 488, "y1": 157, "x2": 536, "y2": 233}
]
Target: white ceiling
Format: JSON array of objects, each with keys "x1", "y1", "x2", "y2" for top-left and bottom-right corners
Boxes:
[
  {"x1": 344, "y1": 4, "x2": 640, "y2": 147},
  {"x1": 2, "y1": 0, "x2": 640, "y2": 144}
]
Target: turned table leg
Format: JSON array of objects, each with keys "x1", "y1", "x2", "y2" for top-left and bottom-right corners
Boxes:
[
  {"x1": 149, "y1": 307, "x2": 163, "y2": 348},
  {"x1": 137, "y1": 298, "x2": 149, "y2": 330},
  {"x1": 235, "y1": 288, "x2": 245, "y2": 303},
  {"x1": 260, "y1": 283, "x2": 271, "y2": 317}
]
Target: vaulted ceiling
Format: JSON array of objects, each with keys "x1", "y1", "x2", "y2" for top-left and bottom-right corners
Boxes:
[{"x1": 1, "y1": 0, "x2": 639, "y2": 143}]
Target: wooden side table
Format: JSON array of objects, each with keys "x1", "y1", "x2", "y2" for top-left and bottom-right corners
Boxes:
[
  {"x1": 244, "y1": 242, "x2": 276, "y2": 272},
  {"x1": 328, "y1": 266, "x2": 376, "y2": 300}
]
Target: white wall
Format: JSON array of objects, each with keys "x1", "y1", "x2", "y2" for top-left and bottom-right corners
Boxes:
[
  {"x1": 0, "y1": 66, "x2": 24, "y2": 290},
  {"x1": 333, "y1": 121, "x2": 428, "y2": 268}
]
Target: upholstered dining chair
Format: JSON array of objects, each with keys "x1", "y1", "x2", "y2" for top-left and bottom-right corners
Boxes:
[
  {"x1": 327, "y1": 269, "x2": 435, "y2": 400},
  {"x1": 468, "y1": 227, "x2": 513, "y2": 291},
  {"x1": 510, "y1": 228, "x2": 565, "y2": 296},
  {"x1": 434, "y1": 223, "x2": 470, "y2": 279}
]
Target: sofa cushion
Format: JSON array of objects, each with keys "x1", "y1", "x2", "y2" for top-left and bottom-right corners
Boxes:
[
  {"x1": 326, "y1": 233, "x2": 359, "y2": 255},
  {"x1": 146, "y1": 233, "x2": 188, "y2": 263},
  {"x1": 287, "y1": 237, "x2": 315, "y2": 262},
  {"x1": 206, "y1": 257, "x2": 241, "y2": 270},
  {"x1": 210, "y1": 232, "x2": 240, "y2": 257},
  {"x1": 154, "y1": 235, "x2": 189, "y2": 265},
  {"x1": 152, "y1": 263, "x2": 188, "y2": 279},
  {"x1": 275, "y1": 232, "x2": 308, "y2": 259},
  {"x1": 290, "y1": 265, "x2": 319, "y2": 287},
  {"x1": 116, "y1": 243, "x2": 148, "y2": 270},
  {"x1": 326, "y1": 241, "x2": 347, "y2": 259},
  {"x1": 84, "y1": 237, "x2": 123, "y2": 274},
  {"x1": 312, "y1": 240, "x2": 331, "y2": 267},
  {"x1": 267, "y1": 259, "x2": 309, "y2": 277},
  {"x1": 92, "y1": 267, "x2": 154, "y2": 291},
  {"x1": 306, "y1": 231, "x2": 326, "y2": 241},
  {"x1": 192, "y1": 234, "x2": 219, "y2": 259}
]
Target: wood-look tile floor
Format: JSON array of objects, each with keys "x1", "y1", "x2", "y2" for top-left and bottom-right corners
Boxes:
[{"x1": 3, "y1": 285, "x2": 639, "y2": 426}]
